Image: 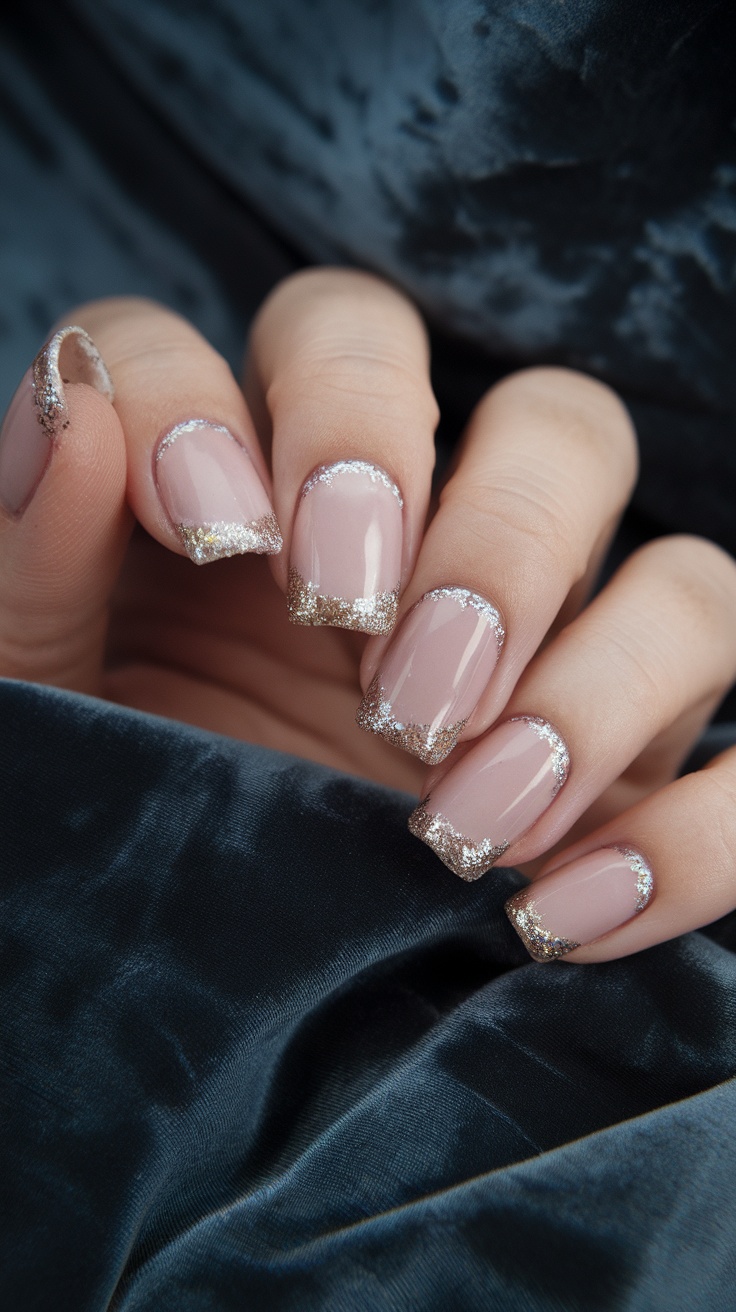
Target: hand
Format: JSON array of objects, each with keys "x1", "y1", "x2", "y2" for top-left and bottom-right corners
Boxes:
[{"x1": 1, "y1": 270, "x2": 735, "y2": 966}]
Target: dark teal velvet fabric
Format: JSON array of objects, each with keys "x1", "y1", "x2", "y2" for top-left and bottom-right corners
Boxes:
[{"x1": 2, "y1": 680, "x2": 736, "y2": 1311}]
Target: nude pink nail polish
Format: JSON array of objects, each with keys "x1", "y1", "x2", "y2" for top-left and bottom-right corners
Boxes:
[
  {"x1": 408, "y1": 715, "x2": 570, "y2": 880},
  {"x1": 356, "y1": 587, "x2": 505, "y2": 763},
  {"x1": 287, "y1": 460, "x2": 403, "y2": 635},
  {"x1": 0, "y1": 326, "x2": 113, "y2": 516},
  {"x1": 155, "y1": 420, "x2": 282, "y2": 564},
  {"x1": 505, "y1": 846, "x2": 654, "y2": 961}
]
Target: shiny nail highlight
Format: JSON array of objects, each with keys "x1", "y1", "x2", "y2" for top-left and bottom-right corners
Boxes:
[
  {"x1": 408, "y1": 715, "x2": 570, "y2": 880},
  {"x1": 155, "y1": 419, "x2": 282, "y2": 564},
  {"x1": 505, "y1": 846, "x2": 654, "y2": 962},
  {"x1": 357, "y1": 587, "x2": 504, "y2": 763},
  {"x1": 0, "y1": 326, "x2": 113, "y2": 516},
  {"x1": 287, "y1": 460, "x2": 402, "y2": 635}
]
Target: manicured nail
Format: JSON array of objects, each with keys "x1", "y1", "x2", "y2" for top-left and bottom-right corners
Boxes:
[
  {"x1": 356, "y1": 587, "x2": 504, "y2": 763},
  {"x1": 408, "y1": 715, "x2": 570, "y2": 880},
  {"x1": 0, "y1": 326, "x2": 113, "y2": 516},
  {"x1": 287, "y1": 460, "x2": 403, "y2": 635},
  {"x1": 155, "y1": 419, "x2": 282, "y2": 564},
  {"x1": 505, "y1": 846, "x2": 654, "y2": 962}
]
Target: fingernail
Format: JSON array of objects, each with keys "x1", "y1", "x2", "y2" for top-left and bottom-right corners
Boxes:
[
  {"x1": 287, "y1": 460, "x2": 403, "y2": 635},
  {"x1": 155, "y1": 419, "x2": 282, "y2": 564},
  {"x1": 0, "y1": 325, "x2": 113, "y2": 516},
  {"x1": 356, "y1": 587, "x2": 504, "y2": 763},
  {"x1": 408, "y1": 715, "x2": 570, "y2": 880},
  {"x1": 505, "y1": 846, "x2": 654, "y2": 962}
]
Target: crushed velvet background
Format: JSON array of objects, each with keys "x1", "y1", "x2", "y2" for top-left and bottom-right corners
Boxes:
[{"x1": 1, "y1": 2, "x2": 736, "y2": 1308}]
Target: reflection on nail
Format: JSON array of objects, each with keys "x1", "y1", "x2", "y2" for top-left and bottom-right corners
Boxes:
[
  {"x1": 407, "y1": 715, "x2": 571, "y2": 880},
  {"x1": 155, "y1": 418, "x2": 282, "y2": 564},
  {"x1": 0, "y1": 325, "x2": 114, "y2": 516},
  {"x1": 288, "y1": 459, "x2": 403, "y2": 635},
  {"x1": 505, "y1": 845, "x2": 655, "y2": 962},
  {"x1": 356, "y1": 587, "x2": 505, "y2": 763}
]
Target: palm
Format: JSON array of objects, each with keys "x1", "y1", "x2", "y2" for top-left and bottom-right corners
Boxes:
[{"x1": 104, "y1": 526, "x2": 424, "y2": 794}]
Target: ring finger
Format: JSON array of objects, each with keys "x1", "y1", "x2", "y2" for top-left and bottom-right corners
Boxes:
[{"x1": 409, "y1": 535, "x2": 736, "y2": 879}]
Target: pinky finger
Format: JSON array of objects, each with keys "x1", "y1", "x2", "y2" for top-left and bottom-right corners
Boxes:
[{"x1": 504, "y1": 746, "x2": 736, "y2": 964}]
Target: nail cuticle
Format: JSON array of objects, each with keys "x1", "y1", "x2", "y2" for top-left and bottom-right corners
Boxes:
[
  {"x1": 408, "y1": 714, "x2": 571, "y2": 880},
  {"x1": 356, "y1": 585, "x2": 505, "y2": 763},
  {"x1": 155, "y1": 418, "x2": 282, "y2": 564},
  {"x1": 505, "y1": 845, "x2": 655, "y2": 962}
]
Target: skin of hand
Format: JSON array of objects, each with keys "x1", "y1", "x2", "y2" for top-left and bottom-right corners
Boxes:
[{"x1": 1, "y1": 269, "x2": 736, "y2": 965}]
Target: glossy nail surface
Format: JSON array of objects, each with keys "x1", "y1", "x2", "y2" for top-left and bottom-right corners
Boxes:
[
  {"x1": 505, "y1": 846, "x2": 654, "y2": 962},
  {"x1": 357, "y1": 587, "x2": 504, "y2": 763},
  {"x1": 408, "y1": 715, "x2": 570, "y2": 880},
  {"x1": 288, "y1": 460, "x2": 403, "y2": 634},
  {"x1": 156, "y1": 420, "x2": 282, "y2": 564},
  {"x1": 0, "y1": 326, "x2": 113, "y2": 516}
]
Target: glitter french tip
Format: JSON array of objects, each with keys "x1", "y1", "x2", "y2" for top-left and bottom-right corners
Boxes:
[
  {"x1": 356, "y1": 587, "x2": 505, "y2": 764},
  {"x1": 287, "y1": 459, "x2": 403, "y2": 635},
  {"x1": 0, "y1": 325, "x2": 114, "y2": 516},
  {"x1": 155, "y1": 419, "x2": 282, "y2": 564},
  {"x1": 505, "y1": 846, "x2": 655, "y2": 962},
  {"x1": 407, "y1": 715, "x2": 570, "y2": 881}
]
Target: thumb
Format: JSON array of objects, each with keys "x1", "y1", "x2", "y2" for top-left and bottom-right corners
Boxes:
[{"x1": 0, "y1": 325, "x2": 130, "y2": 693}]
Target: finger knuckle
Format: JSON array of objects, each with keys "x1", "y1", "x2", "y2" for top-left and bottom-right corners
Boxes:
[
  {"x1": 484, "y1": 366, "x2": 638, "y2": 486},
  {"x1": 688, "y1": 767, "x2": 736, "y2": 875},
  {"x1": 269, "y1": 349, "x2": 440, "y2": 427},
  {"x1": 629, "y1": 535, "x2": 736, "y2": 645},
  {"x1": 442, "y1": 475, "x2": 583, "y2": 582}
]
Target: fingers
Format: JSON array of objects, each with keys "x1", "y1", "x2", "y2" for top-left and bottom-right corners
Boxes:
[
  {"x1": 409, "y1": 535, "x2": 736, "y2": 879},
  {"x1": 245, "y1": 268, "x2": 438, "y2": 634},
  {"x1": 0, "y1": 327, "x2": 129, "y2": 692},
  {"x1": 67, "y1": 297, "x2": 281, "y2": 564},
  {"x1": 357, "y1": 366, "x2": 637, "y2": 760},
  {"x1": 505, "y1": 743, "x2": 736, "y2": 964}
]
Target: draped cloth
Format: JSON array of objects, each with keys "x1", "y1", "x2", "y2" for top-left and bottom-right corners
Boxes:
[{"x1": 1, "y1": 3, "x2": 736, "y2": 1308}]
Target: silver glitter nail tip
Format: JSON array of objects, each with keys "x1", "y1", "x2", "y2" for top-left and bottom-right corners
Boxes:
[
  {"x1": 287, "y1": 567, "x2": 399, "y2": 635},
  {"x1": 614, "y1": 846, "x2": 655, "y2": 913},
  {"x1": 420, "y1": 586, "x2": 505, "y2": 645},
  {"x1": 356, "y1": 587, "x2": 504, "y2": 762},
  {"x1": 32, "y1": 325, "x2": 114, "y2": 440},
  {"x1": 505, "y1": 892, "x2": 581, "y2": 963},
  {"x1": 300, "y1": 459, "x2": 403, "y2": 506},
  {"x1": 177, "y1": 514, "x2": 283, "y2": 564},
  {"x1": 408, "y1": 798, "x2": 509, "y2": 881},
  {"x1": 511, "y1": 715, "x2": 570, "y2": 795},
  {"x1": 356, "y1": 674, "x2": 467, "y2": 764}
]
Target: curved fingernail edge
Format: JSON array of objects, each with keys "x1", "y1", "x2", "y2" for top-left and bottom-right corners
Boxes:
[
  {"x1": 287, "y1": 459, "x2": 403, "y2": 635},
  {"x1": 154, "y1": 419, "x2": 282, "y2": 564},
  {"x1": 407, "y1": 715, "x2": 570, "y2": 880},
  {"x1": 356, "y1": 587, "x2": 505, "y2": 763},
  {"x1": 505, "y1": 846, "x2": 655, "y2": 962},
  {"x1": 0, "y1": 325, "x2": 114, "y2": 516}
]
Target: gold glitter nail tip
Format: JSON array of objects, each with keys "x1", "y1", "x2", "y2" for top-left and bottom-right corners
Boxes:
[
  {"x1": 356, "y1": 675, "x2": 466, "y2": 764},
  {"x1": 408, "y1": 799, "x2": 509, "y2": 881},
  {"x1": 287, "y1": 568, "x2": 399, "y2": 635},
  {"x1": 504, "y1": 892, "x2": 581, "y2": 963},
  {"x1": 177, "y1": 513, "x2": 283, "y2": 564},
  {"x1": 32, "y1": 325, "x2": 114, "y2": 440}
]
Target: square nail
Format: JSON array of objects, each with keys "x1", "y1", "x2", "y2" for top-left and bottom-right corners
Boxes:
[
  {"x1": 408, "y1": 715, "x2": 570, "y2": 880},
  {"x1": 356, "y1": 587, "x2": 504, "y2": 763},
  {"x1": 505, "y1": 846, "x2": 655, "y2": 961},
  {"x1": 155, "y1": 419, "x2": 282, "y2": 564},
  {"x1": 287, "y1": 460, "x2": 403, "y2": 634}
]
